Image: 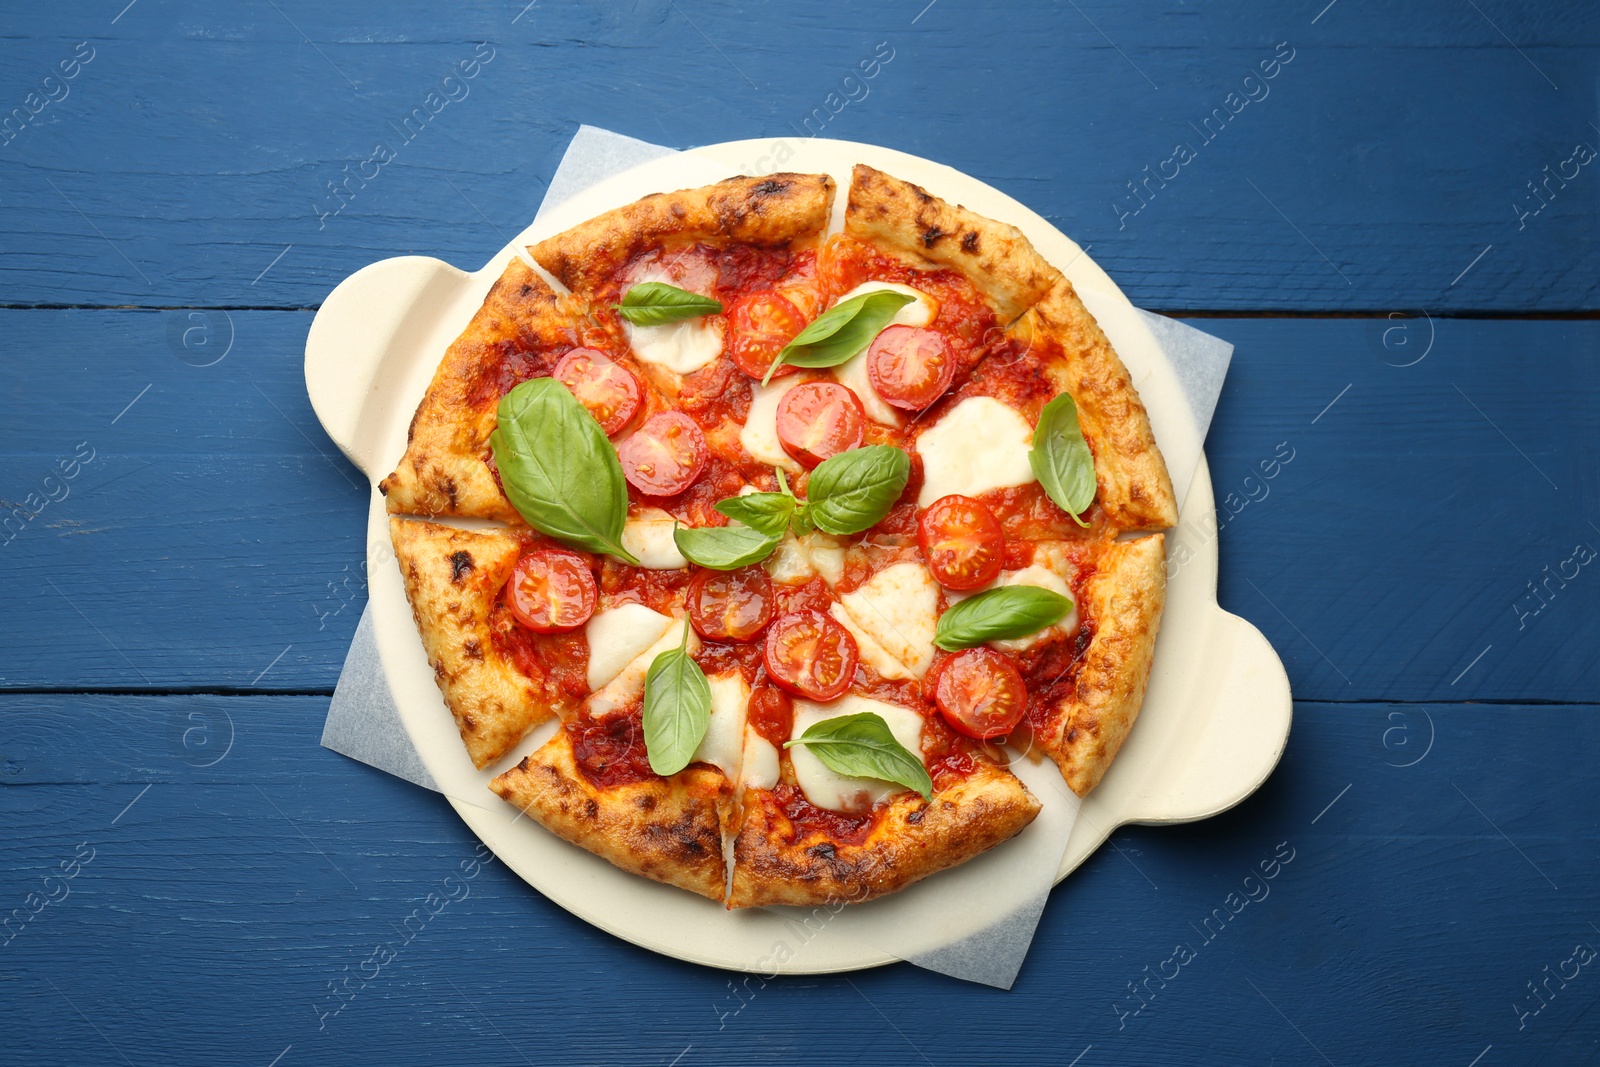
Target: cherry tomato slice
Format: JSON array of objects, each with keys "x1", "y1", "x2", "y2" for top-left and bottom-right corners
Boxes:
[
  {"x1": 617, "y1": 411, "x2": 709, "y2": 497},
  {"x1": 867, "y1": 325, "x2": 956, "y2": 411},
  {"x1": 688, "y1": 565, "x2": 774, "y2": 642},
  {"x1": 918, "y1": 494, "x2": 1005, "y2": 591},
  {"x1": 933, "y1": 648, "x2": 1027, "y2": 739},
  {"x1": 775, "y1": 381, "x2": 865, "y2": 469},
  {"x1": 763, "y1": 609, "x2": 859, "y2": 701},
  {"x1": 506, "y1": 549, "x2": 597, "y2": 633},
  {"x1": 553, "y1": 348, "x2": 640, "y2": 437},
  {"x1": 727, "y1": 290, "x2": 807, "y2": 380}
]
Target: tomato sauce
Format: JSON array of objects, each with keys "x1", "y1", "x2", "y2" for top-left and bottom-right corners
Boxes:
[
  {"x1": 489, "y1": 599, "x2": 590, "y2": 706},
  {"x1": 567, "y1": 708, "x2": 659, "y2": 789},
  {"x1": 597, "y1": 561, "x2": 693, "y2": 616},
  {"x1": 745, "y1": 682, "x2": 793, "y2": 747},
  {"x1": 693, "y1": 639, "x2": 764, "y2": 680},
  {"x1": 464, "y1": 337, "x2": 581, "y2": 411},
  {"x1": 769, "y1": 782, "x2": 877, "y2": 846}
]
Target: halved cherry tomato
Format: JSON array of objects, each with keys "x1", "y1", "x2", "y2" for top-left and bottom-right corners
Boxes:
[
  {"x1": 553, "y1": 348, "x2": 640, "y2": 436},
  {"x1": 688, "y1": 565, "x2": 774, "y2": 642},
  {"x1": 506, "y1": 549, "x2": 597, "y2": 633},
  {"x1": 617, "y1": 411, "x2": 708, "y2": 497},
  {"x1": 775, "y1": 381, "x2": 865, "y2": 469},
  {"x1": 727, "y1": 290, "x2": 807, "y2": 380},
  {"x1": 933, "y1": 648, "x2": 1027, "y2": 739},
  {"x1": 867, "y1": 325, "x2": 956, "y2": 411},
  {"x1": 763, "y1": 609, "x2": 859, "y2": 701},
  {"x1": 918, "y1": 494, "x2": 1005, "y2": 591}
]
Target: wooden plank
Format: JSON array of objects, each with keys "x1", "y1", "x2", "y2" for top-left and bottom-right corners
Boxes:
[
  {"x1": 0, "y1": 3, "x2": 1595, "y2": 310},
  {"x1": 2, "y1": 311, "x2": 1596, "y2": 701},
  {"x1": 2, "y1": 695, "x2": 1595, "y2": 1064}
]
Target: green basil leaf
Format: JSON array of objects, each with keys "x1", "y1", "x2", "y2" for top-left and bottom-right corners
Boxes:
[
  {"x1": 804, "y1": 445, "x2": 911, "y2": 536},
  {"x1": 489, "y1": 378, "x2": 639, "y2": 563},
  {"x1": 1029, "y1": 392, "x2": 1096, "y2": 528},
  {"x1": 714, "y1": 492, "x2": 794, "y2": 537},
  {"x1": 674, "y1": 523, "x2": 783, "y2": 570},
  {"x1": 613, "y1": 281, "x2": 723, "y2": 326},
  {"x1": 642, "y1": 643, "x2": 712, "y2": 776},
  {"x1": 761, "y1": 290, "x2": 914, "y2": 384},
  {"x1": 934, "y1": 586, "x2": 1074, "y2": 651},
  {"x1": 783, "y1": 712, "x2": 933, "y2": 801}
]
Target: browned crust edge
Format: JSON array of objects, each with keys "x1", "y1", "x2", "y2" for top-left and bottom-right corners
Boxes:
[
  {"x1": 1040, "y1": 535, "x2": 1167, "y2": 796},
  {"x1": 725, "y1": 760, "x2": 1041, "y2": 909},
  {"x1": 1017, "y1": 280, "x2": 1178, "y2": 531},
  {"x1": 388, "y1": 517, "x2": 558, "y2": 769},
  {"x1": 490, "y1": 730, "x2": 729, "y2": 902},
  {"x1": 842, "y1": 163, "x2": 1060, "y2": 322},
  {"x1": 378, "y1": 259, "x2": 582, "y2": 522},
  {"x1": 529, "y1": 172, "x2": 837, "y2": 295}
]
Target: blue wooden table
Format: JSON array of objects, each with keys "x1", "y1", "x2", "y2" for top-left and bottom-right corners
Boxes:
[{"x1": 3, "y1": 3, "x2": 1597, "y2": 1064}]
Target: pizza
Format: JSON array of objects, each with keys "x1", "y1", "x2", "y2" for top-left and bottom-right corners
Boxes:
[{"x1": 381, "y1": 165, "x2": 1177, "y2": 907}]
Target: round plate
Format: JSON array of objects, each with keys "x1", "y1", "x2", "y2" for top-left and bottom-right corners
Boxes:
[{"x1": 307, "y1": 138, "x2": 1292, "y2": 975}]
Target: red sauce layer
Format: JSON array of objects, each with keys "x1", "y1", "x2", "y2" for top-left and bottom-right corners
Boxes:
[
  {"x1": 568, "y1": 709, "x2": 658, "y2": 789},
  {"x1": 770, "y1": 782, "x2": 876, "y2": 847}
]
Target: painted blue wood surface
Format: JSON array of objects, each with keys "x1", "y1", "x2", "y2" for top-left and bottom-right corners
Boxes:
[
  {"x1": 0, "y1": 2, "x2": 1595, "y2": 310},
  {"x1": 2, "y1": 3, "x2": 1597, "y2": 1065}
]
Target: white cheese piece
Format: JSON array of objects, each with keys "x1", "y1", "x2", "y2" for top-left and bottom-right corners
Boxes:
[
  {"x1": 827, "y1": 282, "x2": 937, "y2": 429},
  {"x1": 827, "y1": 603, "x2": 911, "y2": 681},
  {"x1": 739, "y1": 379, "x2": 802, "y2": 471},
  {"x1": 586, "y1": 617, "x2": 698, "y2": 716},
  {"x1": 803, "y1": 533, "x2": 847, "y2": 587},
  {"x1": 584, "y1": 602, "x2": 675, "y2": 693},
  {"x1": 739, "y1": 733, "x2": 780, "y2": 792},
  {"x1": 620, "y1": 507, "x2": 688, "y2": 570},
  {"x1": 624, "y1": 317, "x2": 723, "y2": 375},
  {"x1": 691, "y1": 672, "x2": 750, "y2": 779},
  {"x1": 833, "y1": 561, "x2": 941, "y2": 680},
  {"x1": 914, "y1": 395, "x2": 1037, "y2": 507},
  {"x1": 789, "y1": 696, "x2": 927, "y2": 812},
  {"x1": 764, "y1": 532, "x2": 815, "y2": 584}
]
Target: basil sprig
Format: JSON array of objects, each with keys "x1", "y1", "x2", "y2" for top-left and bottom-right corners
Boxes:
[
  {"x1": 784, "y1": 712, "x2": 933, "y2": 801},
  {"x1": 761, "y1": 290, "x2": 914, "y2": 385},
  {"x1": 674, "y1": 522, "x2": 783, "y2": 571},
  {"x1": 714, "y1": 491, "x2": 795, "y2": 536},
  {"x1": 804, "y1": 445, "x2": 911, "y2": 535},
  {"x1": 934, "y1": 586, "x2": 1074, "y2": 651},
  {"x1": 642, "y1": 627, "x2": 712, "y2": 776},
  {"x1": 1029, "y1": 392, "x2": 1096, "y2": 528},
  {"x1": 489, "y1": 378, "x2": 639, "y2": 563},
  {"x1": 613, "y1": 281, "x2": 723, "y2": 326}
]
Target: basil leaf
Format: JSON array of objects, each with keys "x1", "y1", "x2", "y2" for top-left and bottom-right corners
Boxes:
[
  {"x1": 613, "y1": 282, "x2": 723, "y2": 326},
  {"x1": 783, "y1": 712, "x2": 933, "y2": 802},
  {"x1": 715, "y1": 492, "x2": 794, "y2": 536},
  {"x1": 804, "y1": 445, "x2": 911, "y2": 536},
  {"x1": 674, "y1": 523, "x2": 782, "y2": 570},
  {"x1": 489, "y1": 378, "x2": 639, "y2": 563},
  {"x1": 1029, "y1": 392, "x2": 1096, "y2": 528},
  {"x1": 934, "y1": 586, "x2": 1074, "y2": 651},
  {"x1": 761, "y1": 290, "x2": 914, "y2": 384},
  {"x1": 642, "y1": 643, "x2": 712, "y2": 776}
]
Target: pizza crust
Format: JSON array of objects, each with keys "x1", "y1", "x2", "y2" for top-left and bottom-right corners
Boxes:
[
  {"x1": 726, "y1": 760, "x2": 1041, "y2": 908},
  {"x1": 1035, "y1": 534, "x2": 1167, "y2": 796},
  {"x1": 530, "y1": 172, "x2": 836, "y2": 295},
  {"x1": 379, "y1": 259, "x2": 584, "y2": 522},
  {"x1": 1016, "y1": 281, "x2": 1178, "y2": 531},
  {"x1": 490, "y1": 728, "x2": 729, "y2": 902},
  {"x1": 389, "y1": 517, "x2": 561, "y2": 769},
  {"x1": 842, "y1": 164, "x2": 1059, "y2": 322}
]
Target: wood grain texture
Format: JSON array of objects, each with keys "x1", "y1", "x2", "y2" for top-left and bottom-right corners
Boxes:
[
  {"x1": 2, "y1": 696, "x2": 1594, "y2": 1065},
  {"x1": 0, "y1": 2, "x2": 1594, "y2": 310}
]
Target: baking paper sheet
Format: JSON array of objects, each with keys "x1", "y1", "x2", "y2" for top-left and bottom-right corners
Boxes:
[{"x1": 321, "y1": 125, "x2": 1233, "y2": 988}]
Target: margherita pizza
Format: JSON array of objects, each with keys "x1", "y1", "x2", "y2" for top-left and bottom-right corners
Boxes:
[{"x1": 382, "y1": 165, "x2": 1176, "y2": 906}]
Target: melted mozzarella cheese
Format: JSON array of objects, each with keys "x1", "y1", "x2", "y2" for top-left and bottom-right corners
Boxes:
[
  {"x1": 691, "y1": 672, "x2": 749, "y2": 779},
  {"x1": 827, "y1": 283, "x2": 937, "y2": 429},
  {"x1": 803, "y1": 533, "x2": 847, "y2": 588},
  {"x1": 914, "y1": 396, "x2": 1037, "y2": 507},
  {"x1": 620, "y1": 507, "x2": 688, "y2": 569},
  {"x1": 739, "y1": 732, "x2": 780, "y2": 792},
  {"x1": 764, "y1": 532, "x2": 815, "y2": 584},
  {"x1": 584, "y1": 602, "x2": 675, "y2": 693},
  {"x1": 624, "y1": 317, "x2": 723, "y2": 375},
  {"x1": 833, "y1": 562, "x2": 940, "y2": 679},
  {"x1": 789, "y1": 696, "x2": 927, "y2": 812},
  {"x1": 587, "y1": 617, "x2": 697, "y2": 716},
  {"x1": 739, "y1": 380, "x2": 802, "y2": 471},
  {"x1": 828, "y1": 603, "x2": 910, "y2": 681}
]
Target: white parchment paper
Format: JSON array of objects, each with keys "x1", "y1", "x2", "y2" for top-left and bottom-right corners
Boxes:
[{"x1": 322, "y1": 125, "x2": 1233, "y2": 988}]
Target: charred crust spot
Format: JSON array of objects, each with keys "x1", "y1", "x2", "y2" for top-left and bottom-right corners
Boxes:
[
  {"x1": 807, "y1": 842, "x2": 837, "y2": 860},
  {"x1": 922, "y1": 225, "x2": 945, "y2": 247},
  {"x1": 461, "y1": 713, "x2": 478, "y2": 733},
  {"x1": 449, "y1": 550, "x2": 474, "y2": 583},
  {"x1": 584, "y1": 798, "x2": 599, "y2": 819},
  {"x1": 962, "y1": 231, "x2": 980, "y2": 253},
  {"x1": 1066, "y1": 727, "x2": 1080, "y2": 743},
  {"x1": 636, "y1": 794, "x2": 658, "y2": 812},
  {"x1": 444, "y1": 478, "x2": 460, "y2": 509},
  {"x1": 462, "y1": 638, "x2": 483, "y2": 661},
  {"x1": 518, "y1": 283, "x2": 533, "y2": 297},
  {"x1": 753, "y1": 179, "x2": 790, "y2": 196},
  {"x1": 912, "y1": 186, "x2": 933, "y2": 204},
  {"x1": 906, "y1": 808, "x2": 925, "y2": 825}
]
